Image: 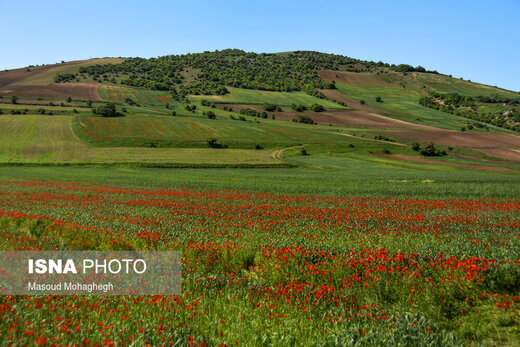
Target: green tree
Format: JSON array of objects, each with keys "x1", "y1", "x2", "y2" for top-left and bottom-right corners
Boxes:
[
  {"x1": 310, "y1": 104, "x2": 325, "y2": 112},
  {"x1": 11, "y1": 95, "x2": 18, "y2": 104},
  {"x1": 95, "y1": 103, "x2": 117, "y2": 117}
]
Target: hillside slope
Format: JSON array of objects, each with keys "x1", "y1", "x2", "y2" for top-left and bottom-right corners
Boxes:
[{"x1": 0, "y1": 50, "x2": 519, "y2": 168}]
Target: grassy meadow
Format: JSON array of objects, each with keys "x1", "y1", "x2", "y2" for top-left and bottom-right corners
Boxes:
[{"x1": 0, "y1": 54, "x2": 519, "y2": 345}]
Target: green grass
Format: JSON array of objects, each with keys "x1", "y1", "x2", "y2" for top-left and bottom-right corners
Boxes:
[
  {"x1": 74, "y1": 112, "x2": 357, "y2": 149},
  {"x1": 0, "y1": 114, "x2": 282, "y2": 165},
  {"x1": 98, "y1": 85, "x2": 172, "y2": 105},
  {"x1": 1, "y1": 161, "x2": 518, "y2": 199},
  {"x1": 334, "y1": 82, "x2": 513, "y2": 133},
  {"x1": 189, "y1": 87, "x2": 346, "y2": 109}
]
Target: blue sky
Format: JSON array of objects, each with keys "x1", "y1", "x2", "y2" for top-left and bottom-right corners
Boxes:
[{"x1": 2, "y1": 0, "x2": 519, "y2": 91}]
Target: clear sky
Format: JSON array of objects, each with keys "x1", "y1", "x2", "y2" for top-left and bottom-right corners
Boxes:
[{"x1": 2, "y1": 0, "x2": 519, "y2": 91}]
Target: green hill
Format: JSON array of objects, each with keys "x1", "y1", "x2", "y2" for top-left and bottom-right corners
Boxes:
[{"x1": 0, "y1": 49, "x2": 519, "y2": 170}]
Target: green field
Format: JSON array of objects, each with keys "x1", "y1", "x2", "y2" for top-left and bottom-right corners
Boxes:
[
  {"x1": 189, "y1": 87, "x2": 346, "y2": 109},
  {"x1": 98, "y1": 85, "x2": 172, "y2": 105},
  {"x1": 74, "y1": 112, "x2": 359, "y2": 149},
  {"x1": 327, "y1": 71, "x2": 518, "y2": 133},
  {"x1": 0, "y1": 115, "x2": 281, "y2": 165},
  {"x1": 2, "y1": 159, "x2": 519, "y2": 199}
]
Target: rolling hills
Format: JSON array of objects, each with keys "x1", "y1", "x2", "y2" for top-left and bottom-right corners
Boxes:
[{"x1": 0, "y1": 50, "x2": 519, "y2": 171}]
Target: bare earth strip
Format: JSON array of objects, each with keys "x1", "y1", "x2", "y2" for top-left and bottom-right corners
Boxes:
[
  {"x1": 383, "y1": 131, "x2": 520, "y2": 162},
  {"x1": 271, "y1": 145, "x2": 305, "y2": 160},
  {"x1": 0, "y1": 83, "x2": 100, "y2": 101}
]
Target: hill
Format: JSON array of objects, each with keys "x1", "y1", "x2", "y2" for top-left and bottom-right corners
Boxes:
[{"x1": 0, "y1": 49, "x2": 519, "y2": 170}]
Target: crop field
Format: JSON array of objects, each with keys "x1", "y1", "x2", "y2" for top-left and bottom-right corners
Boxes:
[
  {"x1": 0, "y1": 115, "x2": 280, "y2": 165},
  {"x1": 0, "y1": 178, "x2": 519, "y2": 345},
  {"x1": 98, "y1": 85, "x2": 172, "y2": 106},
  {"x1": 0, "y1": 115, "x2": 88, "y2": 162},
  {"x1": 188, "y1": 87, "x2": 346, "y2": 110},
  {"x1": 75, "y1": 113, "x2": 357, "y2": 149}
]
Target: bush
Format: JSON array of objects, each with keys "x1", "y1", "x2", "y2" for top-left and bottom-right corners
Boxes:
[
  {"x1": 375, "y1": 96, "x2": 382, "y2": 103},
  {"x1": 411, "y1": 143, "x2": 421, "y2": 151},
  {"x1": 420, "y1": 143, "x2": 444, "y2": 156},
  {"x1": 255, "y1": 144, "x2": 263, "y2": 150},
  {"x1": 207, "y1": 138, "x2": 227, "y2": 148},
  {"x1": 360, "y1": 99, "x2": 365, "y2": 105},
  {"x1": 300, "y1": 148, "x2": 308, "y2": 156},
  {"x1": 204, "y1": 111, "x2": 216, "y2": 119},
  {"x1": 293, "y1": 115, "x2": 317, "y2": 124},
  {"x1": 291, "y1": 104, "x2": 307, "y2": 112},
  {"x1": 66, "y1": 96, "x2": 72, "y2": 103},
  {"x1": 264, "y1": 104, "x2": 281, "y2": 112},
  {"x1": 94, "y1": 103, "x2": 117, "y2": 117},
  {"x1": 11, "y1": 96, "x2": 18, "y2": 104},
  {"x1": 310, "y1": 103, "x2": 325, "y2": 112}
]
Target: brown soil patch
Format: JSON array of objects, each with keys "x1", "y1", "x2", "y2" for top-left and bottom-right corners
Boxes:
[
  {"x1": 387, "y1": 154, "x2": 515, "y2": 172},
  {"x1": 0, "y1": 83, "x2": 100, "y2": 101},
  {"x1": 385, "y1": 131, "x2": 520, "y2": 162},
  {"x1": 0, "y1": 58, "x2": 123, "y2": 88},
  {"x1": 325, "y1": 110, "x2": 439, "y2": 131}
]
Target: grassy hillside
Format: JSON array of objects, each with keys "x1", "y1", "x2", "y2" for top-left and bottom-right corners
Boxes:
[
  {"x1": 1, "y1": 49, "x2": 519, "y2": 168},
  {"x1": 188, "y1": 87, "x2": 345, "y2": 109},
  {"x1": 0, "y1": 114, "x2": 281, "y2": 166}
]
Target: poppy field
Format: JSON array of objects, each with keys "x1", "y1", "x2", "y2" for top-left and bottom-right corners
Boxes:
[{"x1": 0, "y1": 178, "x2": 519, "y2": 345}]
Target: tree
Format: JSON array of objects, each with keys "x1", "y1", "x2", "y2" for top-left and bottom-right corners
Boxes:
[
  {"x1": 11, "y1": 96, "x2": 18, "y2": 104},
  {"x1": 420, "y1": 143, "x2": 444, "y2": 156},
  {"x1": 375, "y1": 96, "x2": 382, "y2": 103},
  {"x1": 360, "y1": 99, "x2": 365, "y2": 105},
  {"x1": 204, "y1": 111, "x2": 216, "y2": 119},
  {"x1": 95, "y1": 103, "x2": 117, "y2": 117},
  {"x1": 86, "y1": 100, "x2": 92, "y2": 107},
  {"x1": 66, "y1": 96, "x2": 72, "y2": 103},
  {"x1": 310, "y1": 103, "x2": 325, "y2": 112}
]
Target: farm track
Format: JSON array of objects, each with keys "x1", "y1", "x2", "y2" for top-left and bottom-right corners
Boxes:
[{"x1": 271, "y1": 145, "x2": 305, "y2": 160}]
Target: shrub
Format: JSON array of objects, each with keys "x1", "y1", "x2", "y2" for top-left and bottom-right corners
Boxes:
[
  {"x1": 375, "y1": 96, "x2": 382, "y2": 103},
  {"x1": 291, "y1": 104, "x2": 307, "y2": 112},
  {"x1": 204, "y1": 111, "x2": 216, "y2": 119},
  {"x1": 264, "y1": 104, "x2": 281, "y2": 112},
  {"x1": 207, "y1": 138, "x2": 227, "y2": 148},
  {"x1": 293, "y1": 115, "x2": 317, "y2": 124},
  {"x1": 310, "y1": 103, "x2": 325, "y2": 112},
  {"x1": 94, "y1": 103, "x2": 117, "y2": 117},
  {"x1": 420, "y1": 143, "x2": 444, "y2": 156},
  {"x1": 411, "y1": 143, "x2": 421, "y2": 151}
]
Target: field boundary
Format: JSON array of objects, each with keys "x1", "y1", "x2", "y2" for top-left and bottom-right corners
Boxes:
[{"x1": 0, "y1": 162, "x2": 297, "y2": 169}]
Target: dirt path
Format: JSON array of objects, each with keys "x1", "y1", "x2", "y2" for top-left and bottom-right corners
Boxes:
[{"x1": 271, "y1": 145, "x2": 305, "y2": 160}]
